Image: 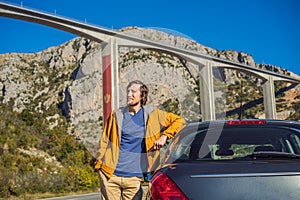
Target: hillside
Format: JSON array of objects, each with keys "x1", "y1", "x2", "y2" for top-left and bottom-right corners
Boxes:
[{"x1": 0, "y1": 26, "x2": 299, "y2": 198}]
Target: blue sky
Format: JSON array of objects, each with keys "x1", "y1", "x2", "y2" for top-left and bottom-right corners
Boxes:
[{"x1": 1, "y1": 0, "x2": 300, "y2": 75}]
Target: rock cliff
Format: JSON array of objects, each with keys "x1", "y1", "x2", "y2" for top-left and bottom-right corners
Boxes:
[{"x1": 0, "y1": 26, "x2": 299, "y2": 150}]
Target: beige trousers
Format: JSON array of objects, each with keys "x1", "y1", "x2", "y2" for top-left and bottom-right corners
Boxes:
[{"x1": 98, "y1": 170, "x2": 143, "y2": 200}]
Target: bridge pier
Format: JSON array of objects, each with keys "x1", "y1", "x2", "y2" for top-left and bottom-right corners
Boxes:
[
  {"x1": 199, "y1": 62, "x2": 216, "y2": 121},
  {"x1": 101, "y1": 39, "x2": 119, "y2": 122},
  {"x1": 263, "y1": 76, "x2": 277, "y2": 119}
]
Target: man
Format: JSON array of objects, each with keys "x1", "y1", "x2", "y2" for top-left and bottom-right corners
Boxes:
[{"x1": 94, "y1": 80, "x2": 185, "y2": 200}]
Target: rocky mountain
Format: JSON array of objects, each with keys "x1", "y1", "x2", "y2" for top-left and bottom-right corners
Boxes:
[{"x1": 1, "y1": 26, "x2": 300, "y2": 155}]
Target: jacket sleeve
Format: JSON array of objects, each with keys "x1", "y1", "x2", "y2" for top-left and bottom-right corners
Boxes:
[
  {"x1": 93, "y1": 111, "x2": 115, "y2": 171},
  {"x1": 157, "y1": 109, "x2": 186, "y2": 139}
]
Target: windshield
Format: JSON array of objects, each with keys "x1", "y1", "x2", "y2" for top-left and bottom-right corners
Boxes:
[{"x1": 164, "y1": 125, "x2": 300, "y2": 164}]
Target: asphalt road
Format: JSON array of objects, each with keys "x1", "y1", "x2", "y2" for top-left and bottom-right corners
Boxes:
[
  {"x1": 41, "y1": 185, "x2": 148, "y2": 200},
  {"x1": 41, "y1": 193, "x2": 102, "y2": 200}
]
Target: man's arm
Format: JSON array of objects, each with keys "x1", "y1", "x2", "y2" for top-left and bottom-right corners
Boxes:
[
  {"x1": 93, "y1": 112, "x2": 115, "y2": 171},
  {"x1": 159, "y1": 110, "x2": 186, "y2": 139}
]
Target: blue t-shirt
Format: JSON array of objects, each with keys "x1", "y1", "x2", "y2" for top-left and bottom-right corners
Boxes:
[{"x1": 114, "y1": 107, "x2": 147, "y2": 177}]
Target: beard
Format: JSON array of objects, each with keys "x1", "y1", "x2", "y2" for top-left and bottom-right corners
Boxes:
[{"x1": 127, "y1": 101, "x2": 140, "y2": 107}]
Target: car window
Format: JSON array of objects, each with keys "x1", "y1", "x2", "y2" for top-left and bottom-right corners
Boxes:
[{"x1": 164, "y1": 125, "x2": 300, "y2": 163}]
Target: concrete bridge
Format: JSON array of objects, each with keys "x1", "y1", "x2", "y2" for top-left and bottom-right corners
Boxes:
[{"x1": 1, "y1": 2, "x2": 299, "y2": 121}]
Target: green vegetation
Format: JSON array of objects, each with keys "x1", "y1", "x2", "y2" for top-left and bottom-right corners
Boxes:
[
  {"x1": 161, "y1": 98, "x2": 180, "y2": 115},
  {"x1": 224, "y1": 76, "x2": 264, "y2": 119},
  {"x1": 222, "y1": 74, "x2": 300, "y2": 121},
  {"x1": 0, "y1": 102, "x2": 99, "y2": 199},
  {"x1": 288, "y1": 101, "x2": 300, "y2": 121}
]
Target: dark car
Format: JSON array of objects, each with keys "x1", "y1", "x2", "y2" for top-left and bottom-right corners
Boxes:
[{"x1": 147, "y1": 119, "x2": 300, "y2": 200}]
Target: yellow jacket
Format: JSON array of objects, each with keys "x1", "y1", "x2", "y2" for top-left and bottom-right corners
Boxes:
[{"x1": 94, "y1": 105, "x2": 186, "y2": 178}]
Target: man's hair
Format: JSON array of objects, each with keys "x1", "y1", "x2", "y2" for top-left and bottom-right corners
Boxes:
[{"x1": 127, "y1": 80, "x2": 149, "y2": 105}]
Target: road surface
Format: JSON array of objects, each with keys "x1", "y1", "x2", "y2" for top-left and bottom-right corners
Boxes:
[{"x1": 40, "y1": 193, "x2": 101, "y2": 200}]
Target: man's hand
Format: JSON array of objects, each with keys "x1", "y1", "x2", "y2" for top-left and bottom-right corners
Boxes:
[
  {"x1": 93, "y1": 159, "x2": 102, "y2": 172},
  {"x1": 153, "y1": 135, "x2": 168, "y2": 150}
]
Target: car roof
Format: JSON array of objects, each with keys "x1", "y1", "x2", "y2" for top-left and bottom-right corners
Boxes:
[{"x1": 186, "y1": 119, "x2": 300, "y2": 129}]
